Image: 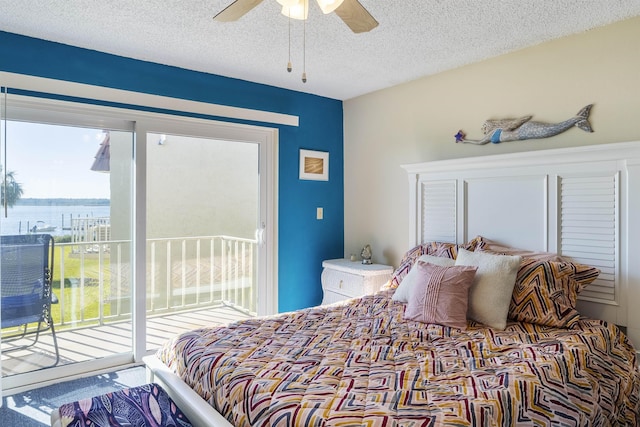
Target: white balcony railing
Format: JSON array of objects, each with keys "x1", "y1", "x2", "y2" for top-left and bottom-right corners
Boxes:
[{"x1": 49, "y1": 235, "x2": 257, "y2": 331}]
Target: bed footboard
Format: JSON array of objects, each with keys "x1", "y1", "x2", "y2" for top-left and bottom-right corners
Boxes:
[{"x1": 143, "y1": 355, "x2": 233, "y2": 427}]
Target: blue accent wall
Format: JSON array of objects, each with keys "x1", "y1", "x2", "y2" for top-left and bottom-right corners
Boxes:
[{"x1": 0, "y1": 31, "x2": 344, "y2": 312}]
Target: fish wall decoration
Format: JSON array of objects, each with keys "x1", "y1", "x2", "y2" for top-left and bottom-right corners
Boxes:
[{"x1": 455, "y1": 104, "x2": 593, "y2": 145}]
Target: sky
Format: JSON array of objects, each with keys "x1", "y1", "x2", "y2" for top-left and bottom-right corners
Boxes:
[{"x1": 2, "y1": 121, "x2": 112, "y2": 199}]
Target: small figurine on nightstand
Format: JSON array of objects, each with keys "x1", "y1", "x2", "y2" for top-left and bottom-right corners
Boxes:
[{"x1": 361, "y1": 244, "x2": 372, "y2": 265}]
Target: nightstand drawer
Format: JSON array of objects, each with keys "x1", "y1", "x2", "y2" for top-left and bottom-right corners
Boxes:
[
  {"x1": 321, "y1": 268, "x2": 365, "y2": 296},
  {"x1": 322, "y1": 289, "x2": 353, "y2": 305}
]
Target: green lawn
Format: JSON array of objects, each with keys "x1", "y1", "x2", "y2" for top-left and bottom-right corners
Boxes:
[{"x1": 51, "y1": 245, "x2": 113, "y2": 328}]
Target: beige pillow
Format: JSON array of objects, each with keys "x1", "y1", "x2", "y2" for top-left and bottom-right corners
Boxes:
[
  {"x1": 403, "y1": 262, "x2": 477, "y2": 329},
  {"x1": 392, "y1": 255, "x2": 455, "y2": 303},
  {"x1": 455, "y1": 248, "x2": 522, "y2": 330}
]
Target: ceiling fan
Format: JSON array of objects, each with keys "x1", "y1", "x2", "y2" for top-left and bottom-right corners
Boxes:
[{"x1": 213, "y1": 0, "x2": 379, "y2": 33}]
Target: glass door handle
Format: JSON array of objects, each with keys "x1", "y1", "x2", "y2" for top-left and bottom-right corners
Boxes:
[{"x1": 256, "y1": 222, "x2": 266, "y2": 246}]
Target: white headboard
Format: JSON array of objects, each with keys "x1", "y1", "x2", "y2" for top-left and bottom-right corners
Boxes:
[{"x1": 402, "y1": 141, "x2": 640, "y2": 347}]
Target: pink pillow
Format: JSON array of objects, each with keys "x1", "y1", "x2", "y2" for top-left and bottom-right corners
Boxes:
[{"x1": 403, "y1": 262, "x2": 478, "y2": 329}]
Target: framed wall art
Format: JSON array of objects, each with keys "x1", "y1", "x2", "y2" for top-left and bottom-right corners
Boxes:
[{"x1": 299, "y1": 149, "x2": 329, "y2": 181}]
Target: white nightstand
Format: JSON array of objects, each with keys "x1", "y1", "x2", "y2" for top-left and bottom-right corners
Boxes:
[{"x1": 321, "y1": 258, "x2": 393, "y2": 305}]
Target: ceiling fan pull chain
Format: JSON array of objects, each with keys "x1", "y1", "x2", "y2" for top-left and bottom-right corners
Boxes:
[
  {"x1": 287, "y1": 11, "x2": 292, "y2": 72},
  {"x1": 302, "y1": 0, "x2": 307, "y2": 83}
]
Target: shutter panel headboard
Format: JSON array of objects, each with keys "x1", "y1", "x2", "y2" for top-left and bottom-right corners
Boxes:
[
  {"x1": 421, "y1": 180, "x2": 457, "y2": 243},
  {"x1": 559, "y1": 174, "x2": 618, "y2": 303},
  {"x1": 402, "y1": 141, "x2": 640, "y2": 348}
]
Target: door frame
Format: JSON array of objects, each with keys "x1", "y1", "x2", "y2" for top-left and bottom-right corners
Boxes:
[{"x1": 134, "y1": 114, "x2": 278, "y2": 362}]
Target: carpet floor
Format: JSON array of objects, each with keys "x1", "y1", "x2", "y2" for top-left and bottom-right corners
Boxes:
[{"x1": 0, "y1": 365, "x2": 147, "y2": 426}]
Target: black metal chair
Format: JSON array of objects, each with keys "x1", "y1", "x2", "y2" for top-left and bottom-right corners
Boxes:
[{"x1": 1, "y1": 234, "x2": 59, "y2": 367}]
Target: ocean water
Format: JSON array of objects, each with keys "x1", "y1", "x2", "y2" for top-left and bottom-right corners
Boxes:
[{"x1": 0, "y1": 205, "x2": 110, "y2": 236}]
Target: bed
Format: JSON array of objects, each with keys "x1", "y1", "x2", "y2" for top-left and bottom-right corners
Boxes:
[{"x1": 146, "y1": 140, "x2": 640, "y2": 426}]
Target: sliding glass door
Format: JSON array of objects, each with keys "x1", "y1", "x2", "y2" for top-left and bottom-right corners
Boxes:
[{"x1": 0, "y1": 86, "x2": 277, "y2": 394}]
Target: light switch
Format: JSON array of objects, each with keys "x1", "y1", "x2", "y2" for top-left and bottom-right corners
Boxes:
[{"x1": 317, "y1": 207, "x2": 323, "y2": 220}]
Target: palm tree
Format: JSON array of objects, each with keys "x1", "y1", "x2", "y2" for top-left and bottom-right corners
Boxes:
[{"x1": 1, "y1": 169, "x2": 24, "y2": 208}]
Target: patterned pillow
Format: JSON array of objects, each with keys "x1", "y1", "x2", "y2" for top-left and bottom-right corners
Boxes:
[
  {"x1": 403, "y1": 262, "x2": 477, "y2": 329},
  {"x1": 569, "y1": 262, "x2": 601, "y2": 295},
  {"x1": 509, "y1": 258, "x2": 600, "y2": 328},
  {"x1": 475, "y1": 236, "x2": 567, "y2": 262},
  {"x1": 387, "y1": 236, "x2": 484, "y2": 289}
]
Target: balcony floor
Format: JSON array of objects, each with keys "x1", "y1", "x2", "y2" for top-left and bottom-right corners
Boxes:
[{"x1": 1, "y1": 305, "x2": 252, "y2": 377}]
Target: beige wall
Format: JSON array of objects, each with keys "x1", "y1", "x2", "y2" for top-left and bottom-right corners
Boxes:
[{"x1": 343, "y1": 16, "x2": 640, "y2": 268}]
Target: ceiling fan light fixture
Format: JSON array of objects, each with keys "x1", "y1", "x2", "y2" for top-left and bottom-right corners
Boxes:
[
  {"x1": 280, "y1": 0, "x2": 308, "y2": 20},
  {"x1": 316, "y1": 0, "x2": 344, "y2": 14}
]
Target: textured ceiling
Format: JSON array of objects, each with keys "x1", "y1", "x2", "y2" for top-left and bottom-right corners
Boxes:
[{"x1": 1, "y1": 0, "x2": 639, "y2": 100}]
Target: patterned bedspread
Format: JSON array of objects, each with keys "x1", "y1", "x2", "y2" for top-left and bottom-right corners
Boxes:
[{"x1": 158, "y1": 290, "x2": 640, "y2": 426}]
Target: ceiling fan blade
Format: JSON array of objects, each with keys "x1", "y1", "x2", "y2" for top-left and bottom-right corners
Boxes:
[
  {"x1": 213, "y1": 0, "x2": 264, "y2": 22},
  {"x1": 334, "y1": 0, "x2": 378, "y2": 33}
]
